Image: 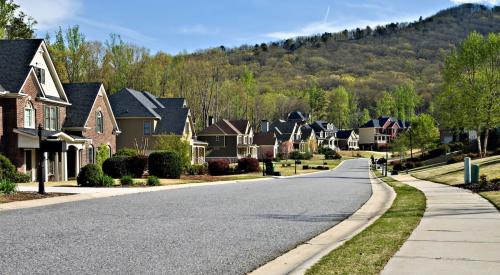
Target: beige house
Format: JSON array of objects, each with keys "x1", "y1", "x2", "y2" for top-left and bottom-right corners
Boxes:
[{"x1": 109, "y1": 88, "x2": 206, "y2": 164}]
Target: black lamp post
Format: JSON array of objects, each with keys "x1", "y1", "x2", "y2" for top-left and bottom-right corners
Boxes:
[
  {"x1": 409, "y1": 127, "x2": 413, "y2": 160},
  {"x1": 37, "y1": 124, "x2": 45, "y2": 194}
]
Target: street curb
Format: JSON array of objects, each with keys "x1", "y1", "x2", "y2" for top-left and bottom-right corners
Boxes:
[
  {"x1": 249, "y1": 164, "x2": 396, "y2": 275},
  {"x1": 1, "y1": 161, "x2": 349, "y2": 212}
]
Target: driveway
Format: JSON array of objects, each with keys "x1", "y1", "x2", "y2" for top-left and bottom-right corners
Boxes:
[{"x1": 0, "y1": 158, "x2": 372, "y2": 274}]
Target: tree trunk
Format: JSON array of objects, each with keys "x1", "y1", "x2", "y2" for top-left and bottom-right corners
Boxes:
[
  {"x1": 476, "y1": 127, "x2": 483, "y2": 158},
  {"x1": 482, "y1": 128, "x2": 490, "y2": 158}
]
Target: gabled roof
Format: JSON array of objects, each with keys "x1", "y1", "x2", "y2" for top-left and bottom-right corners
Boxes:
[
  {"x1": 229, "y1": 120, "x2": 249, "y2": 134},
  {"x1": 157, "y1": 98, "x2": 186, "y2": 109},
  {"x1": 270, "y1": 121, "x2": 297, "y2": 134},
  {"x1": 0, "y1": 39, "x2": 43, "y2": 93},
  {"x1": 63, "y1": 83, "x2": 102, "y2": 128},
  {"x1": 361, "y1": 116, "x2": 410, "y2": 129},
  {"x1": 109, "y1": 88, "x2": 161, "y2": 118},
  {"x1": 336, "y1": 130, "x2": 355, "y2": 140},
  {"x1": 254, "y1": 132, "x2": 277, "y2": 146},
  {"x1": 287, "y1": 111, "x2": 308, "y2": 121},
  {"x1": 154, "y1": 108, "x2": 190, "y2": 135},
  {"x1": 198, "y1": 119, "x2": 242, "y2": 136},
  {"x1": 301, "y1": 127, "x2": 314, "y2": 141}
]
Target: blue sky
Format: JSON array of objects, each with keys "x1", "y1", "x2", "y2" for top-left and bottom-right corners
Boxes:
[{"x1": 16, "y1": 0, "x2": 499, "y2": 54}]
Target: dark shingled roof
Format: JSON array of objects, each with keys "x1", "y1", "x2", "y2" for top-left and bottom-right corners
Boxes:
[
  {"x1": 198, "y1": 120, "x2": 241, "y2": 136},
  {"x1": 63, "y1": 83, "x2": 102, "y2": 128},
  {"x1": 157, "y1": 98, "x2": 186, "y2": 109},
  {"x1": 287, "y1": 111, "x2": 307, "y2": 121},
  {"x1": 270, "y1": 121, "x2": 296, "y2": 134},
  {"x1": 154, "y1": 108, "x2": 189, "y2": 135},
  {"x1": 336, "y1": 130, "x2": 355, "y2": 140},
  {"x1": 0, "y1": 39, "x2": 43, "y2": 93},
  {"x1": 109, "y1": 88, "x2": 190, "y2": 135},
  {"x1": 253, "y1": 132, "x2": 276, "y2": 146},
  {"x1": 109, "y1": 88, "x2": 161, "y2": 118},
  {"x1": 361, "y1": 116, "x2": 410, "y2": 129},
  {"x1": 229, "y1": 120, "x2": 249, "y2": 134},
  {"x1": 301, "y1": 127, "x2": 314, "y2": 141}
]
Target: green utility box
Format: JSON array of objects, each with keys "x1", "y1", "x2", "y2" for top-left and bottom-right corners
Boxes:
[{"x1": 471, "y1": 164, "x2": 480, "y2": 184}]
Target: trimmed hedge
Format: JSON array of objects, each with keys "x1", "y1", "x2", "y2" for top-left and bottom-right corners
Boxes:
[
  {"x1": 186, "y1": 164, "x2": 208, "y2": 175},
  {"x1": 126, "y1": 155, "x2": 148, "y2": 178},
  {"x1": 237, "y1": 158, "x2": 260, "y2": 173},
  {"x1": 0, "y1": 179, "x2": 16, "y2": 194},
  {"x1": 99, "y1": 175, "x2": 115, "y2": 187},
  {"x1": 148, "y1": 151, "x2": 182, "y2": 179},
  {"x1": 208, "y1": 159, "x2": 230, "y2": 176},
  {"x1": 77, "y1": 164, "x2": 102, "y2": 187},
  {"x1": 102, "y1": 156, "x2": 128, "y2": 178},
  {"x1": 114, "y1": 148, "x2": 138, "y2": 157}
]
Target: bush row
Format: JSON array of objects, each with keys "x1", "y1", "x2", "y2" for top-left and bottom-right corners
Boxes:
[
  {"x1": 0, "y1": 154, "x2": 31, "y2": 183},
  {"x1": 102, "y1": 155, "x2": 148, "y2": 178}
]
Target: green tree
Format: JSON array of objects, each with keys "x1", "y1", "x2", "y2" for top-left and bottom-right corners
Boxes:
[
  {"x1": 308, "y1": 84, "x2": 328, "y2": 121},
  {"x1": 96, "y1": 144, "x2": 110, "y2": 169},
  {"x1": 392, "y1": 132, "x2": 409, "y2": 160},
  {"x1": 360, "y1": 108, "x2": 371, "y2": 126},
  {"x1": 328, "y1": 86, "x2": 349, "y2": 129},
  {"x1": 154, "y1": 135, "x2": 191, "y2": 168},
  {"x1": 410, "y1": 114, "x2": 439, "y2": 156},
  {"x1": 438, "y1": 32, "x2": 500, "y2": 157},
  {"x1": 0, "y1": 0, "x2": 36, "y2": 39},
  {"x1": 375, "y1": 91, "x2": 396, "y2": 117},
  {"x1": 392, "y1": 84, "x2": 421, "y2": 121}
]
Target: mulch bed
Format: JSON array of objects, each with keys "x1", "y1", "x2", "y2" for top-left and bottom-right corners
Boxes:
[
  {"x1": 0, "y1": 192, "x2": 71, "y2": 204},
  {"x1": 181, "y1": 175, "x2": 226, "y2": 182}
]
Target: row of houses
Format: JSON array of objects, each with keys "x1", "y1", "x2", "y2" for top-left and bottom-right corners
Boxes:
[{"x1": 0, "y1": 39, "x2": 412, "y2": 182}]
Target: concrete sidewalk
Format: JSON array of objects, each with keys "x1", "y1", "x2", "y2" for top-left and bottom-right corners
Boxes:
[{"x1": 382, "y1": 174, "x2": 500, "y2": 275}]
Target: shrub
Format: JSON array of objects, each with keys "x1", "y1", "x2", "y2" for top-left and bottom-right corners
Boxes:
[
  {"x1": 126, "y1": 155, "x2": 148, "y2": 178},
  {"x1": 405, "y1": 162, "x2": 415, "y2": 169},
  {"x1": 208, "y1": 159, "x2": 230, "y2": 176},
  {"x1": 10, "y1": 172, "x2": 31, "y2": 183},
  {"x1": 96, "y1": 144, "x2": 110, "y2": 169},
  {"x1": 0, "y1": 154, "x2": 15, "y2": 180},
  {"x1": 99, "y1": 175, "x2": 115, "y2": 187},
  {"x1": 392, "y1": 161, "x2": 403, "y2": 171},
  {"x1": 120, "y1": 175, "x2": 134, "y2": 185},
  {"x1": 448, "y1": 142, "x2": 464, "y2": 152},
  {"x1": 0, "y1": 179, "x2": 16, "y2": 194},
  {"x1": 77, "y1": 164, "x2": 102, "y2": 187},
  {"x1": 302, "y1": 152, "x2": 313, "y2": 160},
  {"x1": 237, "y1": 158, "x2": 260, "y2": 173},
  {"x1": 114, "y1": 148, "x2": 138, "y2": 157},
  {"x1": 147, "y1": 176, "x2": 160, "y2": 186},
  {"x1": 446, "y1": 158, "x2": 458, "y2": 164},
  {"x1": 186, "y1": 164, "x2": 208, "y2": 175},
  {"x1": 102, "y1": 156, "x2": 128, "y2": 178},
  {"x1": 303, "y1": 165, "x2": 309, "y2": 170},
  {"x1": 289, "y1": 151, "x2": 302, "y2": 160},
  {"x1": 148, "y1": 151, "x2": 182, "y2": 179}
]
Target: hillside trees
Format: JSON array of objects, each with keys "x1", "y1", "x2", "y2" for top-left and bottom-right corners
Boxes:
[{"x1": 437, "y1": 32, "x2": 500, "y2": 157}]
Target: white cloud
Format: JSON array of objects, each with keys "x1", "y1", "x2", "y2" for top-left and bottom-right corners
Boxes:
[
  {"x1": 450, "y1": 0, "x2": 499, "y2": 4},
  {"x1": 15, "y1": 0, "x2": 82, "y2": 29},
  {"x1": 73, "y1": 17, "x2": 155, "y2": 43}
]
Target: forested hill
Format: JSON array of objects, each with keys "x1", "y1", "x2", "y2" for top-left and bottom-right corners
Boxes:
[{"x1": 207, "y1": 3, "x2": 500, "y2": 109}]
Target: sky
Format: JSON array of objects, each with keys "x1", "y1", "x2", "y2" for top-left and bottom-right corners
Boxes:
[{"x1": 15, "y1": 0, "x2": 500, "y2": 54}]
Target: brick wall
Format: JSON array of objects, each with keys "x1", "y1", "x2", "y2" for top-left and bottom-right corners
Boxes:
[{"x1": 81, "y1": 93, "x2": 116, "y2": 166}]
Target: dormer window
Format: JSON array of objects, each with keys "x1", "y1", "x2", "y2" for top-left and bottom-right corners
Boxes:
[
  {"x1": 96, "y1": 111, "x2": 104, "y2": 133},
  {"x1": 35, "y1": 67, "x2": 45, "y2": 84},
  {"x1": 24, "y1": 102, "x2": 35, "y2": 128}
]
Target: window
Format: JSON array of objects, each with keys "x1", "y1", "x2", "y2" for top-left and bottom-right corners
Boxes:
[
  {"x1": 24, "y1": 102, "x2": 35, "y2": 128},
  {"x1": 35, "y1": 67, "x2": 45, "y2": 84},
  {"x1": 96, "y1": 111, "x2": 104, "y2": 133},
  {"x1": 88, "y1": 146, "x2": 94, "y2": 164},
  {"x1": 216, "y1": 136, "x2": 220, "y2": 142},
  {"x1": 44, "y1": 106, "x2": 58, "y2": 130},
  {"x1": 143, "y1": 121, "x2": 152, "y2": 136}
]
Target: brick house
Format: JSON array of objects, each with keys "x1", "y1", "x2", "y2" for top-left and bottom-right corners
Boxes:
[
  {"x1": 359, "y1": 116, "x2": 409, "y2": 150},
  {"x1": 63, "y1": 83, "x2": 120, "y2": 177},
  {"x1": 0, "y1": 39, "x2": 118, "y2": 181}
]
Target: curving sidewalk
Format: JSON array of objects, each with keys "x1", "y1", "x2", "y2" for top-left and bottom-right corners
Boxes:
[{"x1": 382, "y1": 174, "x2": 500, "y2": 275}]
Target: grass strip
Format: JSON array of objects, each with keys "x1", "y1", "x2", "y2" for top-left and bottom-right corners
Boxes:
[{"x1": 306, "y1": 172, "x2": 426, "y2": 275}]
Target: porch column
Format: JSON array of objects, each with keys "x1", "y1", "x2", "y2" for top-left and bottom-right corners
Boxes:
[
  {"x1": 75, "y1": 149, "x2": 80, "y2": 176},
  {"x1": 54, "y1": 152, "x2": 59, "y2": 181},
  {"x1": 43, "y1": 152, "x2": 48, "y2": 183},
  {"x1": 62, "y1": 151, "x2": 68, "y2": 181}
]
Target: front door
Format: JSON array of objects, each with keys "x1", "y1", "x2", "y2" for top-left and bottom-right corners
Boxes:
[{"x1": 67, "y1": 146, "x2": 77, "y2": 178}]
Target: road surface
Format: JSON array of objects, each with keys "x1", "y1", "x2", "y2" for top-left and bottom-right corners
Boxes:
[{"x1": 0, "y1": 158, "x2": 372, "y2": 274}]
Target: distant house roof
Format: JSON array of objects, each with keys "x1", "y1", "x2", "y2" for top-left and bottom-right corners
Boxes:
[
  {"x1": 301, "y1": 127, "x2": 314, "y2": 141},
  {"x1": 63, "y1": 83, "x2": 102, "y2": 128},
  {"x1": 109, "y1": 88, "x2": 190, "y2": 135},
  {"x1": 270, "y1": 121, "x2": 296, "y2": 134},
  {"x1": 254, "y1": 132, "x2": 276, "y2": 146},
  {"x1": 309, "y1": 120, "x2": 338, "y2": 135},
  {"x1": 336, "y1": 130, "x2": 355, "y2": 140},
  {"x1": 361, "y1": 116, "x2": 410, "y2": 129},
  {"x1": 198, "y1": 119, "x2": 246, "y2": 136},
  {"x1": 287, "y1": 111, "x2": 308, "y2": 122},
  {"x1": 0, "y1": 39, "x2": 43, "y2": 93},
  {"x1": 229, "y1": 120, "x2": 249, "y2": 134}
]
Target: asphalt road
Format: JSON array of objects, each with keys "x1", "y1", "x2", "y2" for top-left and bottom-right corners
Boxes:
[{"x1": 0, "y1": 158, "x2": 372, "y2": 275}]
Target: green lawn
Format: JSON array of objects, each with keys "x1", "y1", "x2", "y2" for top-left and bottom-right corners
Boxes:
[
  {"x1": 275, "y1": 155, "x2": 343, "y2": 176},
  {"x1": 306, "y1": 172, "x2": 426, "y2": 275},
  {"x1": 412, "y1": 155, "x2": 500, "y2": 186}
]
